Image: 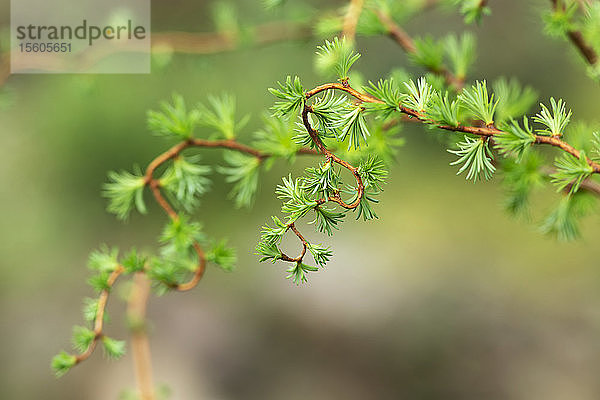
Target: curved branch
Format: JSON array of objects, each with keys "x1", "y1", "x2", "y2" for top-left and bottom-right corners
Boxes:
[
  {"x1": 279, "y1": 223, "x2": 309, "y2": 263},
  {"x1": 142, "y1": 137, "x2": 320, "y2": 291},
  {"x1": 273, "y1": 79, "x2": 600, "y2": 267},
  {"x1": 303, "y1": 81, "x2": 600, "y2": 214},
  {"x1": 63, "y1": 134, "x2": 319, "y2": 372},
  {"x1": 274, "y1": 83, "x2": 374, "y2": 264},
  {"x1": 303, "y1": 88, "x2": 366, "y2": 207},
  {"x1": 74, "y1": 265, "x2": 125, "y2": 365}
]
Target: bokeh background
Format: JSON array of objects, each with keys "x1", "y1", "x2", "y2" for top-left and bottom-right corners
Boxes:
[{"x1": 1, "y1": 0, "x2": 600, "y2": 399}]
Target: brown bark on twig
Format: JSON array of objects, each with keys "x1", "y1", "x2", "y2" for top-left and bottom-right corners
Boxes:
[
  {"x1": 374, "y1": 11, "x2": 464, "y2": 89},
  {"x1": 550, "y1": 0, "x2": 598, "y2": 66}
]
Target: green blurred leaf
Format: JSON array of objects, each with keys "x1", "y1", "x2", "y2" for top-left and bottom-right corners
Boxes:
[
  {"x1": 103, "y1": 168, "x2": 146, "y2": 220},
  {"x1": 217, "y1": 151, "x2": 261, "y2": 208},
  {"x1": 315, "y1": 37, "x2": 361, "y2": 80},
  {"x1": 101, "y1": 336, "x2": 126, "y2": 360},
  {"x1": 198, "y1": 94, "x2": 249, "y2": 140},
  {"x1": 206, "y1": 239, "x2": 237, "y2": 271},
  {"x1": 410, "y1": 36, "x2": 444, "y2": 70},
  {"x1": 160, "y1": 155, "x2": 212, "y2": 212},
  {"x1": 147, "y1": 94, "x2": 200, "y2": 139},
  {"x1": 51, "y1": 351, "x2": 77, "y2": 377},
  {"x1": 71, "y1": 326, "x2": 95, "y2": 353},
  {"x1": 88, "y1": 245, "x2": 119, "y2": 272}
]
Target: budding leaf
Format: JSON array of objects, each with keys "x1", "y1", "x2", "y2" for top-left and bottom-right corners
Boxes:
[
  {"x1": 88, "y1": 245, "x2": 119, "y2": 273},
  {"x1": 402, "y1": 77, "x2": 433, "y2": 112},
  {"x1": 495, "y1": 117, "x2": 535, "y2": 161},
  {"x1": 286, "y1": 262, "x2": 318, "y2": 285}
]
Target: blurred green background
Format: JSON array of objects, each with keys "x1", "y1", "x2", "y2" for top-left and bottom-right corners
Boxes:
[{"x1": 1, "y1": 0, "x2": 600, "y2": 399}]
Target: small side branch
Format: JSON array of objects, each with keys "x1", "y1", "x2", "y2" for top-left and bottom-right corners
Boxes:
[
  {"x1": 279, "y1": 223, "x2": 308, "y2": 263},
  {"x1": 73, "y1": 265, "x2": 124, "y2": 365},
  {"x1": 309, "y1": 81, "x2": 600, "y2": 185},
  {"x1": 550, "y1": 0, "x2": 598, "y2": 66},
  {"x1": 142, "y1": 137, "x2": 320, "y2": 292},
  {"x1": 374, "y1": 11, "x2": 464, "y2": 89}
]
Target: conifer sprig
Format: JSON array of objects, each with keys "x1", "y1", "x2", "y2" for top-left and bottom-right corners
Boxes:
[
  {"x1": 532, "y1": 97, "x2": 572, "y2": 137},
  {"x1": 315, "y1": 37, "x2": 361, "y2": 81},
  {"x1": 258, "y1": 45, "x2": 600, "y2": 282},
  {"x1": 54, "y1": 94, "x2": 323, "y2": 376},
  {"x1": 458, "y1": 80, "x2": 498, "y2": 125},
  {"x1": 495, "y1": 117, "x2": 536, "y2": 161},
  {"x1": 269, "y1": 76, "x2": 305, "y2": 117},
  {"x1": 449, "y1": 136, "x2": 496, "y2": 181},
  {"x1": 52, "y1": 264, "x2": 125, "y2": 376},
  {"x1": 551, "y1": 150, "x2": 594, "y2": 194},
  {"x1": 262, "y1": 60, "x2": 600, "y2": 250},
  {"x1": 53, "y1": 2, "x2": 600, "y2": 391}
]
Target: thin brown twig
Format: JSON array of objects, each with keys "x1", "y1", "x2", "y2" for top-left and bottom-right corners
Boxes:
[
  {"x1": 540, "y1": 165, "x2": 600, "y2": 195},
  {"x1": 142, "y1": 137, "x2": 320, "y2": 288},
  {"x1": 373, "y1": 11, "x2": 464, "y2": 89},
  {"x1": 307, "y1": 81, "x2": 600, "y2": 180},
  {"x1": 342, "y1": 0, "x2": 365, "y2": 42},
  {"x1": 551, "y1": 0, "x2": 598, "y2": 65},
  {"x1": 274, "y1": 83, "x2": 370, "y2": 264},
  {"x1": 74, "y1": 265, "x2": 125, "y2": 365},
  {"x1": 310, "y1": 77, "x2": 600, "y2": 172},
  {"x1": 279, "y1": 223, "x2": 308, "y2": 263},
  {"x1": 397, "y1": 102, "x2": 600, "y2": 173},
  {"x1": 64, "y1": 138, "x2": 318, "y2": 369}
]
